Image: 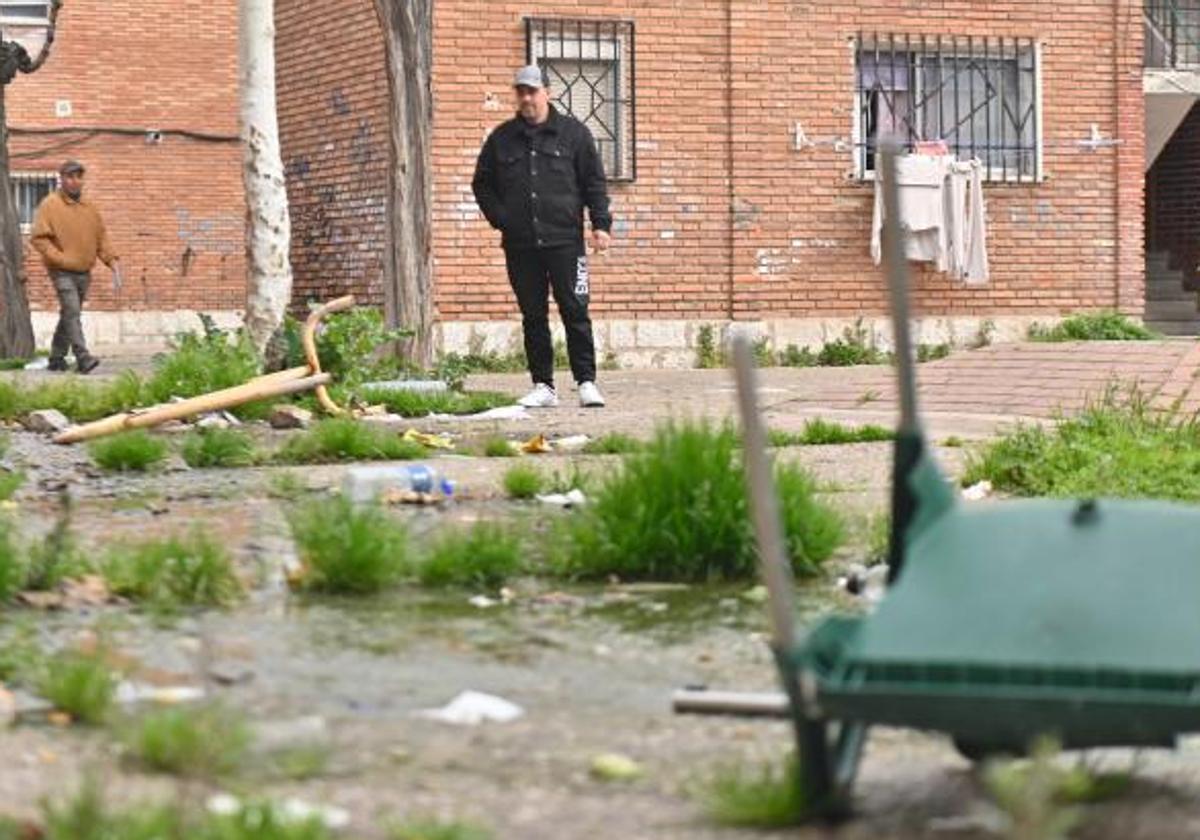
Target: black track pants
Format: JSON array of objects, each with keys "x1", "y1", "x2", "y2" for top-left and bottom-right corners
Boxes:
[{"x1": 504, "y1": 244, "x2": 596, "y2": 386}]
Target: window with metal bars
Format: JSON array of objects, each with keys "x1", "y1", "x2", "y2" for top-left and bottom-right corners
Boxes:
[
  {"x1": 525, "y1": 17, "x2": 636, "y2": 182},
  {"x1": 854, "y1": 34, "x2": 1041, "y2": 182},
  {"x1": 0, "y1": 1, "x2": 49, "y2": 26},
  {"x1": 12, "y1": 172, "x2": 54, "y2": 232}
]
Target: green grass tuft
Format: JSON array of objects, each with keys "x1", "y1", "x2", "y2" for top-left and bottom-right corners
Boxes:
[
  {"x1": 289, "y1": 496, "x2": 410, "y2": 594},
  {"x1": 769, "y1": 419, "x2": 894, "y2": 447},
  {"x1": 275, "y1": 418, "x2": 428, "y2": 464},
  {"x1": 697, "y1": 756, "x2": 809, "y2": 828},
  {"x1": 1028, "y1": 311, "x2": 1157, "y2": 342},
  {"x1": 419, "y1": 522, "x2": 523, "y2": 589},
  {"x1": 0, "y1": 469, "x2": 23, "y2": 501},
  {"x1": 502, "y1": 463, "x2": 545, "y2": 500},
  {"x1": 39, "y1": 649, "x2": 118, "y2": 725},
  {"x1": 146, "y1": 321, "x2": 267, "y2": 419},
  {"x1": 962, "y1": 393, "x2": 1200, "y2": 501},
  {"x1": 552, "y1": 421, "x2": 841, "y2": 582},
  {"x1": 481, "y1": 436, "x2": 517, "y2": 458},
  {"x1": 581, "y1": 433, "x2": 644, "y2": 455},
  {"x1": 181, "y1": 427, "x2": 259, "y2": 468},
  {"x1": 816, "y1": 321, "x2": 887, "y2": 367},
  {"x1": 89, "y1": 430, "x2": 168, "y2": 472},
  {"x1": 390, "y1": 821, "x2": 493, "y2": 840},
  {"x1": 125, "y1": 703, "x2": 250, "y2": 778},
  {"x1": 102, "y1": 531, "x2": 242, "y2": 610},
  {"x1": 359, "y1": 387, "x2": 514, "y2": 418},
  {"x1": 0, "y1": 518, "x2": 21, "y2": 603}
]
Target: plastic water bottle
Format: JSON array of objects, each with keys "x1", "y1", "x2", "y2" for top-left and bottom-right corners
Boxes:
[{"x1": 342, "y1": 464, "x2": 455, "y2": 505}]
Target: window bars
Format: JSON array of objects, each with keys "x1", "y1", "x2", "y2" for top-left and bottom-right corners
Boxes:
[
  {"x1": 11, "y1": 172, "x2": 54, "y2": 230},
  {"x1": 1145, "y1": 0, "x2": 1200, "y2": 68},
  {"x1": 855, "y1": 34, "x2": 1041, "y2": 182},
  {"x1": 526, "y1": 17, "x2": 636, "y2": 182}
]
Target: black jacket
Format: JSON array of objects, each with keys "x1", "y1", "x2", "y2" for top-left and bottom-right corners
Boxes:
[{"x1": 472, "y1": 106, "x2": 612, "y2": 250}]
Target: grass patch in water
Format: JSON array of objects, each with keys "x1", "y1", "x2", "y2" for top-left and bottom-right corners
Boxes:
[
  {"x1": 419, "y1": 522, "x2": 523, "y2": 589},
  {"x1": 552, "y1": 421, "x2": 841, "y2": 582},
  {"x1": 502, "y1": 463, "x2": 544, "y2": 500},
  {"x1": 125, "y1": 703, "x2": 250, "y2": 779},
  {"x1": 181, "y1": 427, "x2": 259, "y2": 468},
  {"x1": 102, "y1": 531, "x2": 242, "y2": 610},
  {"x1": 359, "y1": 387, "x2": 513, "y2": 418},
  {"x1": 89, "y1": 430, "x2": 168, "y2": 472},
  {"x1": 275, "y1": 418, "x2": 428, "y2": 464},
  {"x1": 962, "y1": 393, "x2": 1200, "y2": 501},
  {"x1": 39, "y1": 649, "x2": 118, "y2": 725},
  {"x1": 696, "y1": 755, "x2": 809, "y2": 828},
  {"x1": 289, "y1": 496, "x2": 410, "y2": 594},
  {"x1": 768, "y1": 419, "x2": 893, "y2": 447},
  {"x1": 1027, "y1": 311, "x2": 1157, "y2": 342}
]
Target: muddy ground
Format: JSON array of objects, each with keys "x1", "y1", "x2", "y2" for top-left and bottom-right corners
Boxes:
[{"x1": 1, "y1": 367, "x2": 1199, "y2": 839}]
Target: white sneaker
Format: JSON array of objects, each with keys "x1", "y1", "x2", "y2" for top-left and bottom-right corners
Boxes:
[
  {"x1": 519, "y1": 383, "x2": 558, "y2": 408},
  {"x1": 578, "y1": 381, "x2": 605, "y2": 408}
]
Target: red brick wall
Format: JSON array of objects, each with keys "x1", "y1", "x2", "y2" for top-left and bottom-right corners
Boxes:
[
  {"x1": 277, "y1": 0, "x2": 1146, "y2": 325},
  {"x1": 7, "y1": 0, "x2": 244, "y2": 314},
  {"x1": 275, "y1": 0, "x2": 389, "y2": 310}
]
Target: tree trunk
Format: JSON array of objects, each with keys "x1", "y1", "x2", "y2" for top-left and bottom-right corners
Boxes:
[
  {"x1": 239, "y1": 0, "x2": 293, "y2": 356},
  {"x1": 373, "y1": 0, "x2": 435, "y2": 368},
  {"x1": 0, "y1": 84, "x2": 34, "y2": 359}
]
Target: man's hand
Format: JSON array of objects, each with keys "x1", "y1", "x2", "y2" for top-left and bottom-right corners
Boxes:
[{"x1": 590, "y1": 229, "x2": 612, "y2": 253}]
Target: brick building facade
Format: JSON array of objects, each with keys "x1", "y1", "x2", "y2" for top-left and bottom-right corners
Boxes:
[
  {"x1": 7, "y1": 0, "x2": 244, "y2": 347},
  {"x1": 275, "y1": 0, "x2": 1154, "y2": 364}
]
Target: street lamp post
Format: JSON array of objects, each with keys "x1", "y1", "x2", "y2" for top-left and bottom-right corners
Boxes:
[{"x1": 0, "y1": 0, "x2": 61, "y2": 358}]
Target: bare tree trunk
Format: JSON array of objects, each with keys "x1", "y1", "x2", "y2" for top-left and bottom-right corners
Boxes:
[
  {"x1": 373, "y1": 0, "x2": 434, "y2": 368},
  {"x1": 239, "y1": 0, "x2": 293, "y2": 356},
  {"x1": 0, "y1": 84, "x2": 34, "y2": 358}
]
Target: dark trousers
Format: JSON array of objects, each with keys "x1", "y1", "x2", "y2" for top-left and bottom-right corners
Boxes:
[
  {"x1": 505, "y1": 244, "x2": 596, "y2": 386},
  {"x1": 49, "y1": 270, "x2": 92, "y2": 364}
]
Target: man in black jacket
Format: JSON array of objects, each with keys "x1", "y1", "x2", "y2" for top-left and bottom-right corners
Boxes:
[{"x1": 472, "y1": 64, "x2": 612, "y2": 408}]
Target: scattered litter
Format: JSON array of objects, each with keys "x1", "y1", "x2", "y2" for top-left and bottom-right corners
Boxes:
[
  {"x1": 962, "y1": 480, "x2": 993, "y2": 501},
  {"x1": 344, "y1": 464, "x2": 454, "y2": 505},
  {"x1": 380, "y1": 489, "x2": 444, "y2": 506},
  {"x1": 206, "y1": 794, "x2": 351, "y2": 830},
  {"x1": 521, "y1": 434, "x2": 552, "y2": 454},
  {"x1": 23, "y1": 357, "x2": 48, "y2": 371},
  {"x1": 468, "y1": 595, "x2": 499, "y2": 609},
  {"x1": 429, "y1": 405, "x2": 527, "y2": 422},
  {"x1": 589, "y1": 752, "x2": 643, "y2": 782},
  {"x1": 115, "y1": 682, "x2": 205, "y2": 706},
  {"x1": 362, "y1": 379, "x2": 449, "y2": 394},
  {"x1": 552, "y1": 434, "x2": 591, "y2": 451},
  {"x1": 195, "y1": 415, "x2": 230, "y2": 430},
  {"x1": 838, "y1": 563, "x2": 888, "y2": 604},
  {"x1": 499, "y1": 586, "x2": 517, "y2": 603},
  {"x1": 535, "y1": 489, "x2": 588, "y2": 508},
  {"x1": 415, "y1": 690, "x2": 525, "y2": 726},
  {"x1": 23, "y1": 409, "x2": 70, "y2": 434},
  {"x1": 402, "y1": 428, "x2": 454, "y2": 450}
]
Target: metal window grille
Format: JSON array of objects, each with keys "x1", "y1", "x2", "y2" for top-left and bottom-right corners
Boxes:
[
  {"x1": 525, "y1": 17, "x2": 636, "y2": 182},
  {"x1": 0, "y1": 1, "x2": 49, "y2": 26},
  {"x1": 854, "y1": 34, "x2": 1041, "y2": 182},
  {"x1": 1145, "y1": 1, "x2": 1200, "y2": 68},
  {"x1": 12, "y1": 172, "x2": 54, "y2": 231}
]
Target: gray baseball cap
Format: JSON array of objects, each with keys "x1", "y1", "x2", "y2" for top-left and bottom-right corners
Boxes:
[{"x1": 513, "y1": 64, "x2": 548, "y2": 89}]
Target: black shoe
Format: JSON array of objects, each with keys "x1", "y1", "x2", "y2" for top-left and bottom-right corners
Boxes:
[
  {"x1": 76, "y1": 356, "x2": 100, "y2": 375},
  {"x1": 47, "y1": 358, "x2": 68, "y2": 372}
]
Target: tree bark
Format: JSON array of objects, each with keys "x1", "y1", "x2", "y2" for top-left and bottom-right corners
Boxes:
[
  {"x1": 0, "y1": 83, "x2": 34, "y2": 358},
  {"x1": 373, "y1": 0, "x2": 435, "y2": 368},
  {"x1": 239, "y1": 0, "x2": 293, "y2": 356}
]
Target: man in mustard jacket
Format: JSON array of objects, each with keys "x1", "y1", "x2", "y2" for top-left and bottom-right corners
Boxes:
[{"x1": 30, "y1": 160, "x2": 120, "y2": 373}]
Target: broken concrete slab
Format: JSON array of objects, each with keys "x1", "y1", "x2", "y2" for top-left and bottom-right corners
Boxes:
[
  {"x1": 269, "y1": 405, "x2": 314, "y2": 430},
  {"x1": 24, "y1": 410, "x2": 71, "y2": 434}
]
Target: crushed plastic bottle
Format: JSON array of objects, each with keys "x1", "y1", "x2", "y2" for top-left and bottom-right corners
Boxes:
[{"x1": 342, "y1": 464, "x2": 455, "y2": 505}]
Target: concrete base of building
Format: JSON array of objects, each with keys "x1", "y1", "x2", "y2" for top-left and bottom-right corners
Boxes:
[
  {"x1": 32, "y1": 310, "x2": 244, "y2": 350},
  {"x1": 438, "y1": 315, "x2": 1063, "y2": 369}
]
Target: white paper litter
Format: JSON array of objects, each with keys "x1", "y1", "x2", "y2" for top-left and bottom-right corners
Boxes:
[
  {"x1": 116, "y1": 681, "x2": 206, "y2": 705},
  {"x1": 536, "y1": 489, "x2": 588, "y2": 508},
  {"x1": 552, "y1": 434, "x2": 591, "y2": 451},
  {"x1": 429, "y1": 404, "x2": 527, "y2": 422},
  {"x1": 415, "y1": 690, "x2": 525, "y2": 726},
  {"x1": 468, "y1": 595, "x2": 499, "y2": 609},
  {"x1": 23, "y1": 358, "x2": 48, "y2": 371},
  {"x1": 206, "y1": 793, "x2": 351, "y2": 830},
  {"x1": 961, "y1": 480, "x2": 993, "y2": 502}
]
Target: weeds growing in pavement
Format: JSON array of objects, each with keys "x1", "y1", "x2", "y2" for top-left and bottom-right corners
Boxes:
[
  {"x1": 816, "y1": 320, "x2": 887, "y2": 367},
  {"x1": 962, "y1": 391, "x2": 1200, "y2": 501},
  {"x1": 553, "y1": 421, "x2": 841, "y2": 582},
  {"x1": 125, "y1": 703, "x2": 251, "y2": 779},
  {"x1": 0, "y1": 469, "x2": 23, "y2": 501},
  {"x1": 768, "y1": 419, "x2": 894, "y2": 447},
  {"x1": 102, "y1": 531, "x2": 242, "y2": 610},
  {"x1": 0, "y1": 370, "x2": 145, "y2": 424},
  {"x1": 695, "y1": 755, "x2": 808, "y2": 828},
  {"x1": 695, "y1": 324, "x2": 725, "y2": 369},
  {"x1": 358, "y1": 387, "x2": 514, "y2": 418},
  {"x1": 0, "y1": 621, "x2": 40, "y2": 685},
  {"x1": 916, "y1": 342, "x2": 952, "y2": 362},
  {"x1": 145, "y1": 316, "x2": 265, "y2": 417},
  {"x1": 581, "y1": 433, "x2": 644, "y2": 455},
  {"x1": 40, "y1": 778, "x2": 181, "y2": 840},
  {"x1": 181, "y1": 427, "x2": 259, "y2": 468},
  {"x1": 89, "y1": 430, "x2": 168, "y2": 472},
  {"x1": 481, "y1": 436, "x2": 517, "y2": 457},
  {"x1": 275, "y1": 418, "x2": 428, "y2": 464},
  {"x1": 390, "y1": 820, "x2": 493, "y2": 840},
  {"x1": 267, "y1": 471, "x2": 308, "y2": 501},
  {"x1": 1027, "y1": 311, "x2": 1157, "y2": 342},
  {"x1": 777, "y1": 344, "x2": 817, "y2": 367},
  {"x1": 23, "y1": 492, "x2": 86, "y2": 592},
  {"x1": 502, "y1": 464, "x2": 545, "y2": 500},
  {"x1": 39, "y1": 649, "x2": 118, "y2": 725},
  {"x1": 288, "y1": 496, "x2": 410, "y2": 594},
  {"x1": 0, "y1": 518, "x2": 21, "y2": 604},
  {"x1": 419, "y1": 522, "x2": 523, "y2": 589}
]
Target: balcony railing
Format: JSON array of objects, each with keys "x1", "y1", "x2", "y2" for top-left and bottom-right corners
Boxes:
[{"x1": 1147, "y1": 0, "x2": 1200, "y2": 68}]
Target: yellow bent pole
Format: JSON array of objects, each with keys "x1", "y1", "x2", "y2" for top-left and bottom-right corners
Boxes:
[
  {"x1": 53, "y1": 371, "x2": 331, "y2": 445},
  {"x1": 302, "y1": 294, "x2": 355, "y2": 416}
]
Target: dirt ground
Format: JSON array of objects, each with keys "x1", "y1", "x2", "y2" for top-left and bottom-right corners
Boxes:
[{"x1": 2, "y1": 364, "x2": 1200, "y2": 838}]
